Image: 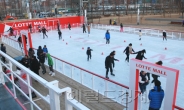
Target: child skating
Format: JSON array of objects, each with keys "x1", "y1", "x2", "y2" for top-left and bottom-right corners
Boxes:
[
  {"x1": 86, "y1": 47, "x2": 93, "y2": 61},
  {"x1": 139, "y1": 30, "x2": 142, "y2": 40}
]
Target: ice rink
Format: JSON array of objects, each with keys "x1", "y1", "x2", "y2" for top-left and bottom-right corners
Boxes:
[{"x1": 30, "y1": 27, "x2": 184, "y2": 109}]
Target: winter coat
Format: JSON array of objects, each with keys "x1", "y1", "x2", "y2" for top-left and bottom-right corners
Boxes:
[
  {"x1": 86, "y1": 49, "x2": 93, "y2": 55},
  {"x1": 28, "y1": 49, "x2": 35, "y2": 58},
  {"x1": 87, "y1": 25, "x2": 90, "y2": 32},
  {"x1": 43, "y1": 47, "x2": 48, "y2": 53},
  {"x1": 68, "y1": 24, "x2": 71, "y2": 28},
  {"x1": 163, "y1": 32, "x2": 166, "y2": 37},
  {"x1": 47, "y1": 53, "x2": 53, "y2": 66},
  {"x1": 105, "y1": 32, "x2": 110, "y2": 39},
  {"x1": 18, "y1": 36, "x2": 22, "y2": 43},
  {"x1": 120, "y1": 24, "x2": 123, "y2": 28},
  {"x1": 149, "y1": 86, "x2": 164, "y2": 109},
  {"x1": 42, "y1": 28, "x2": 47, "y2": 33},
  {"x1": 37, "y1": 47, "x2": 43, "y2": 59},
  {"x1": 58, "y1": 31, "x2": 62, "y2": 36},
  {"x1": 39, "y1": 53, "x2": 45, "y2": 63},
  {"x1": 1, "y1": 46, "x2": 6, "y2": 53},
  {"x1": 21, "y1": 57, "x2": 30, "y2": 68},
  {"x1": 134, "y1": 51, "x2": 146, "y2": 60},
  {"x1": 124, "y1": 46, "x2": 134, "y2": 54},
  {"x1": 82, "y1": 24, "x2": 86, "y2": 31},
  {"x1": 105, "y1": 55, "x2": 112, "y2": 68},
  {"x1": 30, "y1": 56, "x2": 40, "y2": 74}
]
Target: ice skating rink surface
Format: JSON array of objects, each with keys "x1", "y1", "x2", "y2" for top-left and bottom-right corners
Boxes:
[{"x1": 30, "y1": 27, "x2": 184, "y2": 109}]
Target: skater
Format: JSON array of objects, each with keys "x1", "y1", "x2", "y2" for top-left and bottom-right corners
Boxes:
[
  {"x1": 109, "y1": 19, "x2": 112, "y2": 25},
  {"x1": 139, "y1": 30, "x2": 142, "y2": 40},
  {"x1": 105, "y1": 53, "x2": 115, "y2": 79},
  {"x1": 133, "y1": 49, "x2": 147, "y2": 60},
  {"x1": 86, "y1": 47, "x2": 93, "y2": 61},
  {"x1": 139, "y1": 71, "x2": 149, "y2": 94},
  {"x1": 58, "y1": 30, "x2": 62, "y2": 39},
  {"x1": 30, "y1": 56, "x2": 40, "y2": 76},
  {"x1": 68, "y1": 23, "x2": 71, "y2": 30},
  {"x1": 87, "y1": 24, "x2": 90, "y2": 34},
  {"x1": 110, "y1": 51, "x2": 119, "y2": 68},
  {"x1": 148, "y1": 80, "x2": 164, "y2": 110},
  {"x1": 120, "y1": 23, "x2": 123, "y2": 32},
  {"x1": 17, "y1": 35, "x2": 22, "y2": 47},
  {"x1": 105, "y1": 30, "x2": 110, "y2": 44},
  {"x1": 1, "y1": 44, "x2": 6, "y2": 63},
  {"x1": 42, "y1": 27, "x2": 48, "y2": 39},
  {"x1": 163, "y1": 30, "x2": 167, "y2": 41},
  {"x1": 123, "y1": 43, "x2": 135, "y2": 62},
  {"x1": 46, "y1": 53, "x2": 55, "y2": 76},
  {"x1": 151, "y1": 61, "x2": 162, "y2": 83},
  {"x1": 57, "y1": 21, "x2": 60, "y2": 31},
  {"x1": 7, "y1": 27, "x2": 15, "y2": 37},
  {"x1": 28, "y1": 23, "x2": 32, "y2": 33},
  {"x1": 82, "y1": 24, "x2": 86, "y2": 33},
  {"x1": 38, "y1": 25, "x2": 41, "y2": 33},
  {"x1": 37, "y1": 46, "x2": 43, "y2": 59}
]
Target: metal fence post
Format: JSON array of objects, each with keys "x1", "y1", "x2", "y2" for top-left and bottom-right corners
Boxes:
[
  {"x1": 126, "y1": 91, "x2": 129, "y2": 110},
  {"x1": 9, "y1": 61, "x2": 17, "y2": 98},
  {"x1": 27, "y1": 74, "x2": 34, "y2": 110},
  {"x1": 0, "y1": 62, "x2": 5, "y2": 84}
]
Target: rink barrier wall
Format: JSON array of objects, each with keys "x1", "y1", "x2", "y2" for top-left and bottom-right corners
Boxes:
[
  {"x1": 91, "y1": 24, "x2": 184, "y2": 41},
  {"x1": 0, "y1": 16, "x2": 83, "y2": 33},
  {"x1": 1, "y1": 27, "x2": 184, "y2": 110}
]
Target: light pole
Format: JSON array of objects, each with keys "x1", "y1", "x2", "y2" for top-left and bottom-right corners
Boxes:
[{"x1": 137, "y1": 1, "x2": 140, "y2": 25}]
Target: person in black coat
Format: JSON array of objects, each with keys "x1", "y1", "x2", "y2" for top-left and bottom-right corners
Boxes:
[
  {"x1": 21, "y1": 55, "x2": 30, "y2": 68},
  {"x1": 42, "y1": 27, "x2": 48, "y2": 39},
  {"x1": 110, "y1": 51, "x2": 119, "y2": 68},
  {"x1": 133, "y1": 49, "x2": 147, "y2": 60},
  {"x1": 163, "y1": 30, "x2": 167, "y2": 41},
  {"x1": 1, "y1": 43, "x2": 6, "y2": 63},
  {"x1": 57, "y1": 21, "x2": 60, "y2": 31},
  {"x1": 82, "y1": 24, "x2": 86, "y2": 33},
  {"x1": 105, "y1": 53, "x2": 115, "y2": 79},
  {"x1": 152, "y1": 61, "x2": 162, "y2": 83},
  {"x1": 58, "y1": 30, "x2": 62, "y2": 40},
  {"x1": 30, "y1": 56, "x2": 40, "y2": 76},
  {"x1": 109, "y1": 19, "x2": 112, "y2": 25},
  {"x1": 39, "y1": 52, "x2": 46, "y2": 74},
  {"x1": 37, "y1": 46, "x2": 43, "y2": 59},
  {"x1": 17, "y1": 36, "x2": 22, "y2": 47},
  {"x1": 68, "y1": 23, "x2": 71, "y2": 30},
  {"x1": 123, "y1": 43, "x2": 134, "y2": 62},
  {"x1": 86, "y1": 47, "x2": 93, "y2": 61}
]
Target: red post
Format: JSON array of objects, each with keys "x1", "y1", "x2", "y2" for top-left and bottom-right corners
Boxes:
[
  {"x1": 28, "y1": 32, "x2": 33, "y2": 48},
  {"x1": 21, "y1": 34, "x2": 28, "y2": 55}
]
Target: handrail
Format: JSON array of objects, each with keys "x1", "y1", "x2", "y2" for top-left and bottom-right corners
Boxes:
[{"x1": 174, "y1": 105, "x2": 184, "y2": 110}]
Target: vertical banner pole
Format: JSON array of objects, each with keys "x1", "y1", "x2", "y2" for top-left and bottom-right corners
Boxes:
[
  {"x1": 28, "y1": 32, "x2": 33, "y2": 48},
  {"x1": 21, "y1": 34, "x2": 28, "y2": 55}
]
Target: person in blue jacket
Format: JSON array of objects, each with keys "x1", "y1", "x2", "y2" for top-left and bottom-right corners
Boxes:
[
  {"x1": 105, "y1": 30, "x2": 110, "y2": 44},
  {"x1": 43, "y1": 45, "x2": 48, "y2": 60},
  {"x1": 148, "y1": 80, "x2": 164, "y2": 110}
]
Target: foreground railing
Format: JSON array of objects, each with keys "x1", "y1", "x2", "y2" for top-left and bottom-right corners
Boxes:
[
  {"x1": 1, "y1": 27, "x2": 184, "y2": 110},
  {"x1": 91, "y1": 24, "x2": 184, "y2": 41},
  {"x1": 0, "y1": 50, "x2": 89, "y2": 110}
]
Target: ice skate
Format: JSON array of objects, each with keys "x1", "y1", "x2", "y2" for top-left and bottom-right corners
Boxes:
[
  {"x1": 111, "y1": 73, "x2": 115, "y2": 76},
  {"x1": 51, "y1": 72, "x2": 55, "y2": 76},
  {"x1": 49, "y1": 71, "x2": 52, "y2": 75}
]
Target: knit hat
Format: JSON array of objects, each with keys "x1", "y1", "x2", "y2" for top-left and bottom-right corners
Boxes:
[
  {"x1": 88, "y1": 47, "x2": 90, "y2": 49},
  {"x1": 155, "y1": 80, "x2": 161, "y2": 87},
  {"x1": 129, "y1": 43, "x2": 132, "y2": 46}
]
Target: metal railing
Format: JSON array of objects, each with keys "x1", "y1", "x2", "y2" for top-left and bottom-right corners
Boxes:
[
  {"x1": 91, "y1": 24, "x2": 184, "y2": 41},
  {"x1": 1, "y1": 25, "x2": 184, "y2": 109},
  {"x1": 0, "y1": 50, "x2": 89, "y2": 110}
]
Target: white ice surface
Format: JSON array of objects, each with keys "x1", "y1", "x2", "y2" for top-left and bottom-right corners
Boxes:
[{"x1": 30, "y1": 28, "x2": 184, "y2": 109}]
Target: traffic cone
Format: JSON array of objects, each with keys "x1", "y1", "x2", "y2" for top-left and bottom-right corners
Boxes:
[
  {"x1": 101, "y1": 52, "x2": 103, "y2": 55},
  {"x1": 63, "y1": 39, "x2": 64, "y2": 41},
  {"x1": 82, "y1": 47, "x2": 84, "y2": 50},
  {"x1": 140, "y1": 43, "x2": 142, "y2": 46},
  {"x1": 165, "y1": 47, "x2": 167, "y2": 50},
  {"x1": 124, "y1": 40, "x2": 126, "y2": 42},
  {"x1": 70, "y1": 36, "x2": 71, "y2": 38},
  {"x1": 66, "y1": 42, "x2": 68, "y2": 45}
]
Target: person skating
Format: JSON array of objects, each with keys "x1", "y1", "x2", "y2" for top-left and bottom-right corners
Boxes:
[
  {"x1": 82, "y1": 24, "x2": 86, "y2": 33},
  {"x1": 68, "y1": 23, "x2": 71, "y2": 30},
  {"x1": 39, "y1": 51, "x2": 46, "y2": 74},
  {"x1": 110, "y1": 51, "x2": 119, "y2": 68},
  {"x1": 123, "y1": 43, "x2": 135, "y2": 62},
  {"x1": 120, "y1": 23, "x2": 123, "y2": 32},
  {"x1": 139, "y1": 30, "x2": 142, "y2": 40},
  {"x1": 1, "y1": 44, "x2": 6, "y2": 63},
  {"x1": 151, "y1": 61, "x2": 162, "y2": 83},
  {"x1": 28, "y1": 23, "x2": 32, "y2": 33},
  {"x1": 7, "y1": 27, "x2": 16, "y2": 37},
  {"x1": 87, "y1": 24, "x2": 90, "y2": 35},
  {"x1": 42, "y1": 27, "x2": 48, "y2": 39},
  {"x1": 57, "y1": 21, "x2": 60, "y2": 31},
  {"x1": 46, "y1": 53, "x2": 55, "y2": 76},
  {"x1": 133, "y1": 49, "x2": 147, "y2": 60},
  {"x1": 86, "y1": 47, "x2": 93, "y2": 61},
  {"x1": 58, "y1": 30, "x2": 62, "y2": 40},
  {"x1": 148, "y1": 80, "x2": 164, "y2": 110},
  {"x1": 163, "y1": 30, "x2": 167, "y2": 41},
  {"x1": 139, "y1": 71, "x2": 149, "y2": 95},
  {"x1": 105, "y1": 53, "x2": 115, "y2": 79},
  {"x1": 105, "y1": 30, "x2": 110, "y2": 44}
]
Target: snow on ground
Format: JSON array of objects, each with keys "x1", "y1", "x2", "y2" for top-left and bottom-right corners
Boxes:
[{"x1": 29, "y1": 27, "x2": 184, "y2": 109}]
